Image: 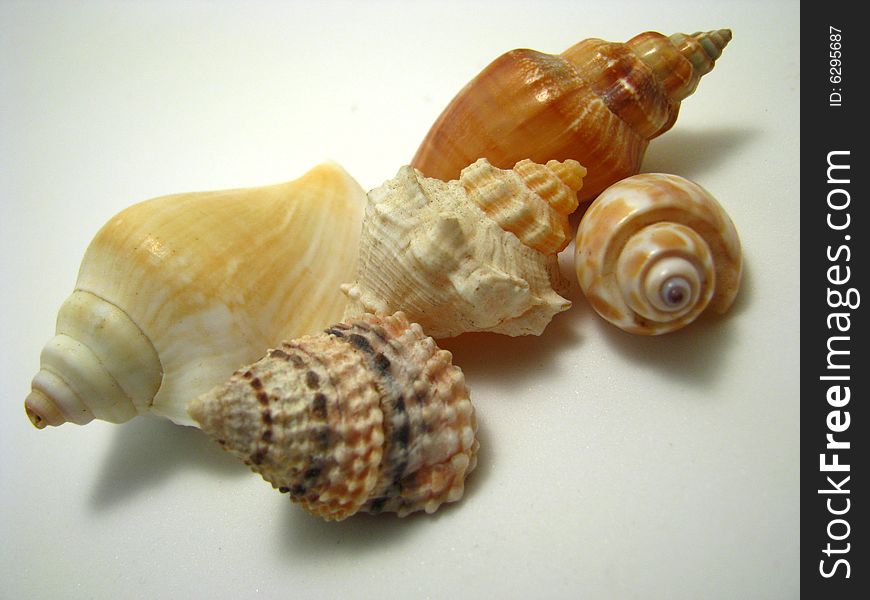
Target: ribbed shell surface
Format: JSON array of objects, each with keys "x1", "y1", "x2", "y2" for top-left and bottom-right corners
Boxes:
[
  {"x1": 341, "y1": 162, "x2": 574, "y2": 338},
  {"x1": 188, "y1": 312, "x2": 478, "y2": 520}
]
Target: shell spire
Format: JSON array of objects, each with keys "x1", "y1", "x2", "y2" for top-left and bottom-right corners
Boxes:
[
  {"x1": 672, "y1": 30, "x2": 732, "y2": 79},
  {"x1": 461, "y1": 158, "x2": 585, "y2": 254},
  {"x1": 625, "y1": 29, "x2": 732, "y2": 111},
  {"x1": 188, "y1": 312, "x2": 479, "y2": 520},
  {"x1": 412, "y1": 29, "x2": 732, "y2": 201}
]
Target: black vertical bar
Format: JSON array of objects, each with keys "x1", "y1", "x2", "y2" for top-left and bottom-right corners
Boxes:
[{"x1": 801, "y1": 3, "x2": 866, "y2": 597}]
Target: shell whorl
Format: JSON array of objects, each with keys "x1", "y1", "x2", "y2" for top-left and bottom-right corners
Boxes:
[
  {"x1": 25, "y1": 291, "x2": 163, "y2": 428},
  {"x1": 574, "y1": 173, "x2": 741, "y2": 335},
  {"x1": 460, "y1": 158, "x2": 585, "y2": 253},
  {"x1": 411, "y1": 29, "x2": 731, "y2": 201},
  {"x1": 188, "y1": 312, "x2": 479, "y2": 521},
  {"x1": 560, "y1": 29, "x2": 732, "y2": 142}
]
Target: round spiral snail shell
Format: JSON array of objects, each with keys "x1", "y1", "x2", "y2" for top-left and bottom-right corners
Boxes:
[{"x1": 574, "y1": 173, "x2": 742, "y2": 335}]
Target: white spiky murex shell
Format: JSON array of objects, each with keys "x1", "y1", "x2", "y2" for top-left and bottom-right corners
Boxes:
[
  {"x1": 341, "y1": 158, "x2": 586, "y2": 338},
  {"x1": 25, "y1": 163, "x2": 366, "y2": 428},
  {"x1": 188, "y1": 312, "x2": 479, "y2": 521},
  {"x1": 574, "y1": 173, "x2": 742, "y2": 334}
]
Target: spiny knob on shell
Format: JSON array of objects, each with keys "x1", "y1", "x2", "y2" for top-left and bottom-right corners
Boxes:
[
  {"x1": 341, "y1": 159, "x2": 575, "y2": 339},
  {"x1": 412, "y1": 29, "x2": 732, "y2": 201},
  {"x1": 188, "y1": 312, "x2": 479, "y2": 521}
]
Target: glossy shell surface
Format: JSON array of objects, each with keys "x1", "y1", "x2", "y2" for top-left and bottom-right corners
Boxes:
[
  {"x1": 25, "y1": 163, "x2": 366, "y2": 428},
  {"x1": 574, "y1": 173, "x2": 741, "y2": 334},
  {"x1": 412, "y1": 30, "x2": 732, "y2": 201}
]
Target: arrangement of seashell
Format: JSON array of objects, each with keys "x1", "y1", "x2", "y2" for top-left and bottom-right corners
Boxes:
[
  {"x1": 21, "y1": 26, "x2": 744, "y2": 523},
  {"x1": 412, "y1": 29, "x2": 732, "y2": 201},
  {"x1": 574, "y1": 173, "x2": 742, "y2": 335},
  {"x1": 189, "y1": 312, "x2": 478, "y2": 520},
  {"x1": 25, "y1": 163, "x2": 366, "y2": 429},
  {"x1": 341, "y1": 157, "x2": 586, "y2": 338}
]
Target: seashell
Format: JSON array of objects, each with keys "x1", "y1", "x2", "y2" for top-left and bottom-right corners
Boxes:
[
  {"x1": 412, "y1": 29, "x2": 732, "y2": 202},
  {"x1": 188, "y1": 311, "x2": 479, "y2": 521},
  {"x1": 574, "y1": 173, "x2": 742, "y2": 335},
  {"x1": 340, "y1": 158, "x2": 586, "y2": 338},
  {"x1": 25, "y1": 163, "x2": 366, "y2": 429}
]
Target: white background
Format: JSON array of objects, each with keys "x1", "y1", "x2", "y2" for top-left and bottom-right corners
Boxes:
[{"x1": 1, "y1": 1, "x2": 800, "y2": 598}]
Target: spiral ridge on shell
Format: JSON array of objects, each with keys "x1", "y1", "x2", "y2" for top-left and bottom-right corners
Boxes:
[
  {"x1": 574, "y1": 173, "x2": 741, "y2": 335},
  {"x1": 188, "y1": 312, "x2": 479, "y2": 520},
  {"x1": 412, "y1": 29, "x2": 732, "y2": 201},
  {"x1": 461, "y1": 158, "x2": 585, "y2": 253}
]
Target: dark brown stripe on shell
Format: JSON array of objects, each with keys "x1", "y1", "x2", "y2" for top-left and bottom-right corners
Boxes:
[
  {"x1": 243, "y1": 370, "x2": 274, "y2": 466},
  {"x1": 250, "y1": 448, "x2": 267, "y2": 465},
  {"x1": 277, "y1": 340, "x2": 342, "y2": 500},
  {"x1": 311, "y1": 393, "x2": 327, "y2": 420},
  {"x1": 337, "y1": 322, "x2": 417, "y2": 494},
  {"x1": 268, "y1": 348, "x2": 292, "y2": 361},
  {"x1": 347, "y1": 333, "x2": 374, "y2": 354},
  {"x1": 350, "y1": 321, "x2": 391, "y2": 344},
  {"x1": 374, "y1": 352, "x2": 391, "y2": 375},
  {"x1": 314, "y1": 426, "x2": 330, "y2": 449},
  {"x1": 276, "y1": 347, "x2": 306, "y2": 368},
  {"x1": 305, "y1": 370, "x2": 320, "y2": 389},
  {"x1": 304, "y1": 461, "x2": 324, "y2": 480}
]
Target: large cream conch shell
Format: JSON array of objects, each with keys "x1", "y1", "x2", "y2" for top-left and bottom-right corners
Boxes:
[
  {"x1": 25, "y1": 163, "x2": 366, "y2": 428},
  {"x1": 412, "y1": 29, "x2": 732, "y2": 201},
  {"x1": 341, "y1": 158, "x2": 586, "y2": 338},
  {"x1": 189, "y1": 312, "x2": 478, "y2": 521},
  {"x1": 574, "y1": 173, "x2": 741, "y2": 335}
]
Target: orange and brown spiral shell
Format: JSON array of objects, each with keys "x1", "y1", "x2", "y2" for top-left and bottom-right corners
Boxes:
[{"x1": 411, "y1": 30, "x2": 731, "y2": 201}]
